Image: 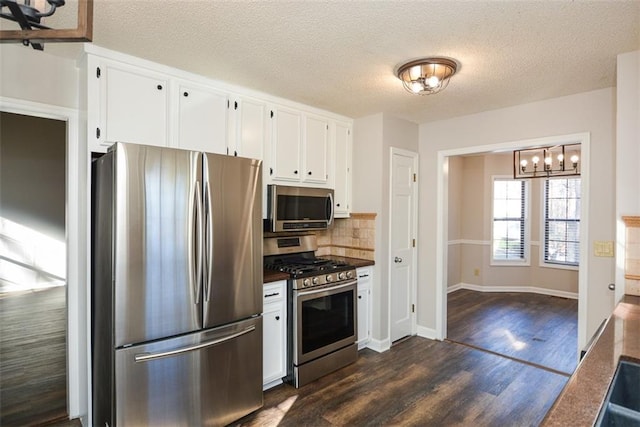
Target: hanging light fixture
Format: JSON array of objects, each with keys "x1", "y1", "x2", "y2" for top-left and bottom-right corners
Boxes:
[
  {"x1": 395, "y1": 57, "x2": 458, "y2": 95},
  {"x1": 513, "y1": 143, "x2": 581, "y2": 179},
  {"x1": 0, "y1": 0, "x2": 92, "y2": 51}
]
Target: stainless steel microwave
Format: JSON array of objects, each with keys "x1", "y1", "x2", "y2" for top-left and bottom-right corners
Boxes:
[{"x1": 266, "y1": 185, "x2": 334, "y2": 232}]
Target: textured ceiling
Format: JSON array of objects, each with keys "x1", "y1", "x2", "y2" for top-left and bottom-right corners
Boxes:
[{"x1": 31, "y1": 1, "x2": 640, "y2": 123}]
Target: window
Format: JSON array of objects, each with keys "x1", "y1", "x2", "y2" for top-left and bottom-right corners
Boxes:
[
  {"x1": 492, "y1": 178, "x2": 528, "y2": 263},
  {"x1": 544, "y1": 178, "x2": 580, "y2": 266}
]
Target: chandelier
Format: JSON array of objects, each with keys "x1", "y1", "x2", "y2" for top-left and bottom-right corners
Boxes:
[
  {"x1": 513, "y1": 143, "x2": 581, "y2": 179},
  {"x1": 395, "y1": 57, "x2": 458, "y2": 95},
  {"x1": 0, "y1": 0, "x2": 92, "y2": 50}
]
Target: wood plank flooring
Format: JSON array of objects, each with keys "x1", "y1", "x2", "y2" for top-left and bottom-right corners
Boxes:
[
  {"x1": 0, "y1": 286, "x2": 69, "y2": 426},
  {"x1": 235, "y1": 336, "x2": 568, "y2": 427},
  {"x1": 447, "y1": 289, "x2": 578, "y2": 375}
]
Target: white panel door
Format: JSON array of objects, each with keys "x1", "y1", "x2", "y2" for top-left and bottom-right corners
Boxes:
[
  {"x1": 390, "y1": 149, "x2": 417, "y2": 342},
  {"x1": 303, "y1": 115, "x2": 329, "y2": 184},
  {"x1": 102, "y1": 64, "x2": 169, "y2": 147},
  {"x1": 177, "y1": 82, "x2": 228, "y2": 154}
]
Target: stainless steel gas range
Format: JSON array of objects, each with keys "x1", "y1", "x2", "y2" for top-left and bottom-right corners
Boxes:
[{"x1": 264, "y1": 234, "x2": 358, "y2": 388}]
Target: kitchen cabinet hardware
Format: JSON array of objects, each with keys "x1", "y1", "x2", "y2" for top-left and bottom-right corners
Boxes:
[
  {"x1": 294, "y1": 170, "x2": 298, "y2": 174},
  {"x1": 157, "y1": 84, "x2": 163, "y2": 90},
  {"x1": 234, "y1": 101, "x2": 238, "y2": 110},
  {"x1": 96, "y1": 67, "x2": 101, "y2": 78},
  {"x1": 183, "y1": 92, "x2": 189, "y2": 97},
  {"x1": 308, "y1": 171, "x2": 312, "y2": 175},
  {"x1": 394, "y1": 257, "x2": 403, "y2": 263},
  {"x1": 608, "y1": 283, "x2": 616, "y2": 290},
  {"x1": 358, "y1": 274, "x2": 369, "y2": 278},
  {"x1": 275, "y1": 316, "x2": 280, "y2": 321},
  {"x1": 270, "y1": 110, "x2": 274, "y2": 118},
  {"x1": 270, "y1": 168, "x2": 273, "y2": 175},
  {"x1": 337, "y1": 203, "x2": 341, "y2": 207},
  {"x1": 264, "y1": 292, "x2": 280, "y2": 298},
  {"x1": 358, "y1": 295, "x2": 362, "y2": 299},
  {"x1": 96, "y1": 127, "x2": 101, "y2": 139},
  {"x1": 234, "y1": 150, "x2": 237, "y2": 156}
]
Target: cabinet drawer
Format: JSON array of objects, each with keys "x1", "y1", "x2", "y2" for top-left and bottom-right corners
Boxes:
[{"x1": 263, "y1": 281, "x2": 286, "y2": 303}]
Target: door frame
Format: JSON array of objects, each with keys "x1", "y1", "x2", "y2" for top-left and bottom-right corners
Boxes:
[
  {"x1": 388, "y1": 147, "x2": 419, "y2": 342},
  {"x1": 435, "y1": 133, "x2": 590, "y2": 351},
  {"x1": 0, "y1": 96, "x2": 87, "y2": 420}
]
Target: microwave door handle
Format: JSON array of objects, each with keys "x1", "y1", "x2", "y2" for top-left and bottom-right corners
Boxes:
[{"x1": 326, "y1": 193, "x2": 334, "y2": 226}]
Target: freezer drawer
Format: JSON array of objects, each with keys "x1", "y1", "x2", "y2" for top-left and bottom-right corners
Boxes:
[{"x1": 114, "y1": 317, "x2": 263, "y2": 427}]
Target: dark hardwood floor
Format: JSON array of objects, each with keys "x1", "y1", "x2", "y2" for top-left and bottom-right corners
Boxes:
[
  {"x1": 235, "y1": 336, "x2": 568, "y2": 427},
  {"x1": 0, "y1": 286, "x2": 69, "y2": 426},
  {"x1": 447, "y1": 289, "x2": 578, "y2": 375}
]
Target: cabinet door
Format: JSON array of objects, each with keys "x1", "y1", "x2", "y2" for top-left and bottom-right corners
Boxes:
[
  {"x1": 357, "y1": 287, "x2": 370, "y2": 349},
  {"x1": 234, "y1": 97, "x2": 267, "y2": 160},
  {"x1": 271, "y1": 107, "x2": 302, "y2": 182},
  {"x1": 304, "y1": 115, "x2": 329, "y2": 184},
  {"x1": 263, "y1": 301, "x2": 286, "y2": 388},
  {"x1": 334, "y1": 123, "x2": 352, "y2": 217},
  {"x1": 100, "y1": 63, "x2": 169, "y2": 147},
  {"x1": 177, "y1": 82, "x2": 229, "y2": 154}
]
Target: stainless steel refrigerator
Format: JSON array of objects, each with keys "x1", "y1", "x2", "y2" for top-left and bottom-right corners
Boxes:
[{"x1": 92, "y1": 142, "x2": 263, "y2": 426}]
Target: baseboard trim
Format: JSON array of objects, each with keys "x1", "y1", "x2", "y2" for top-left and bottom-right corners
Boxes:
[
  {"x1": 416, "y1": 325, "x2": 438, "y2": 340},
  {"x1": 367, "y1": 338, "x2": 390, "y2": 353},
  {"x1": 447, "y1": 282, "x2": 578, "y2": 299}
]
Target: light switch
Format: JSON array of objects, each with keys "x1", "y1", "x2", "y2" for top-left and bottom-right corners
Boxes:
[{"x1": 594, "y1": 241, "x2": 614, "y2": 257}]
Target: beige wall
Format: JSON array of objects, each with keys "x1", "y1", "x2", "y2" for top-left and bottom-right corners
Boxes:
[
  {"x1": 419, "y1": 88, "x2": 616, "y2": 346},
  {"x1": 352, "y1": 113, "x2": 418, "y2": 348},
  {"x1": 448, "y1": 153, "x2": 578, "y2": 294},
  {"x1": 0, "y1": 45, "x2": 79, "y2": 109}
]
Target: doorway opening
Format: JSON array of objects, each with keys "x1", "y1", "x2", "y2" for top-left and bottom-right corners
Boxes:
[
  {"x1": 435, "y1": 133, "x2": 590, "y2": 375},
  {"x1": 0, "y1": 112, "x2": 69, "y2": 425}
]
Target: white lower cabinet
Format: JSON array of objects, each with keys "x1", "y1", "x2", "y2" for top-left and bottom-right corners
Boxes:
[
  {"x1": 356, "y1": 267, "x2": 372, "y2": 349},
  {"x1": 262, "y1": 280, "x2": 287, "y2": 390}
]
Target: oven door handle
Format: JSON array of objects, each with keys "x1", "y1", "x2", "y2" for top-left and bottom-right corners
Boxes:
[{"x1": 296, "y1": 280, "x2": 357, "y2": 296}]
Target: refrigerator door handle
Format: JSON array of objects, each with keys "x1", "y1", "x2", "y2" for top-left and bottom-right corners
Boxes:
[
  {"x1": 133, "y1": 325, "x2": 256, "y2": 363},
  {"x1": 204, "y1": 180, "x2": 214, "y2": 302},
  {"x1": 193, "y1": 179, "x2": 204, "y2": 304}
]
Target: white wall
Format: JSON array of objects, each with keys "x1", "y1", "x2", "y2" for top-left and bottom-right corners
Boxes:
[
  {"x1": 419, "y1": 88, "x2": 616, "y2": 346},
  {"x1": 0, "y1": 45, "x2": 87, "y2": 423},
  {"x1": 353, "y1": 113, "x2": 418, "y2": 349},
  {"x1": 616, "y1": 50, "x2": 640, "y2": 300}
]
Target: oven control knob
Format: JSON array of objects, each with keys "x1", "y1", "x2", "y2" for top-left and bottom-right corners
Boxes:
[
  {"x1": 325, "y1": 274, "x2": 334, "y2": 283},
  {"x1": 303, "y1": 278, "x2": 311, "y2": 287},
  {"x1": 346, "y1": 270, "x2": 353, "y2": 279},
  {"x1": 312, "y1": 277, "x2": 319, "y2": 285},
  {"x1": 338, "y1": 272, "x2": 346, "y2": 280}
]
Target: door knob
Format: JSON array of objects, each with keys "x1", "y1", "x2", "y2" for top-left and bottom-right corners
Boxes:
[
  {"x1": 608, "y1": 283, "x2": 615, "y2": 291},
  {"x1": 394, "y1": 257, "x2": 402, "y2": 263}
]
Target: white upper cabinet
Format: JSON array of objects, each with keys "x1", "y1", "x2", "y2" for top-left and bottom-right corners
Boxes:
[
  {"x1": 270, "y1": 106, "x2": 302, "y2": 182},
  {"x1": 333, "y1": 122, "x2": 352, "y2": 217},
  {"x1": 176, "y1": 81, "x2": 229, "y2": 154},
  {"x1": 229, "y1": 96, "x2": 267, "y2": 160},
  {"x1": 93, "y1": 60, "x2": 169, "y2": 148},
  {"x1": 303, "y1": 115, "x2": 329, "y2": 185}
]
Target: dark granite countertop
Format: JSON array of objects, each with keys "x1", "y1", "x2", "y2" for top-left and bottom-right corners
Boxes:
[
  {"x1": 262, "y1": 257, "x2": 375, "y2": 284},
  {"x1": 542, "y1": 295, "x2": 640, "y2": 426}
]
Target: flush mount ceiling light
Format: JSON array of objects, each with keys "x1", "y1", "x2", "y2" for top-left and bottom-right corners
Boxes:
[
  {"x1": 513, "y1": 143, "x2": 581, "y2": 179},
  {"x1": 395, "y1": 57, "x2": 458, "y2": 95}
]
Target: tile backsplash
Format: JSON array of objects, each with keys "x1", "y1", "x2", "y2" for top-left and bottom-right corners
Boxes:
[{"x1": 315, "y1": 213, "x2": 376, "y2": 261}]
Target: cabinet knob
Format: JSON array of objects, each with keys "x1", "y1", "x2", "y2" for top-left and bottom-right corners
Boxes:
[
  {"x1": 183, "y1": 92, "x2": 189, "y2": 97},
  {"x1": 294, "y1": 170, "x2": 298, "y2": 175},
  {"x1": 337, "y1": 203, "x2": 341, "y2": 207},
  {"x1": 358, "y1": 296, "x2": 362, "y2": 299},
  {"x1": 308, "y1": 171, "x2": 312, "y2": 175},
  {"x1": 157, "y1": 84, "x2": 163, "y2": 90},
  {"x1": 275, "y1": 316, "x2": 280, "y2": 321}
]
